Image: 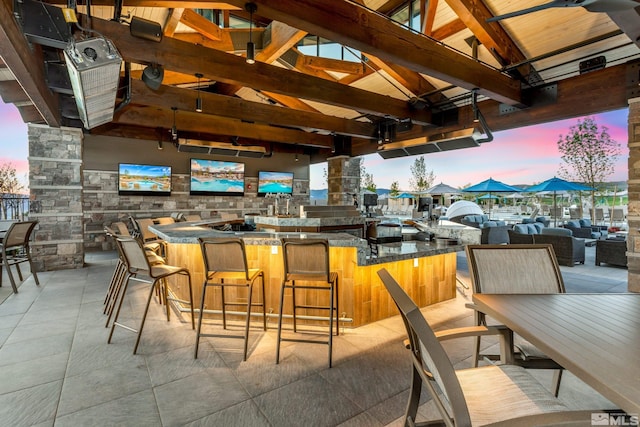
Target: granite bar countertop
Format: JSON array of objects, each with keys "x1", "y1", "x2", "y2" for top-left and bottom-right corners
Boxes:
[
  {"x1": 253, "y1": 215, "x2": 366, "y2": 227},
  {"x1": 149, "y1": 222, "x2": 462, "y2": 266}
]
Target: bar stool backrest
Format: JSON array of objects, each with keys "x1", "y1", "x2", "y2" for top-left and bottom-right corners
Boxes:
[
  {"x1": 127, "y1": 215, "x2": 142, "y2": 238},
  {"x1": 111, "y1": 222, "x2": 131, "y2": 236},
  {"x1": 3, "y1": 221, "x2": 38, "y2": 250},
  {"x1": 281, "y1": 238, "x2": 330, "y2": 281},
  {"x1": 117, "y1": 237, "x2": 151, "y2": 273},
  {"x1": 136, "y1": 218, "x2": 160, "y2": 242},
  {"x1": 199, "y1": 237, "x2": 249, "y2": 279},
  {"x1": 155, "y1": 217, "x2": 175, "y2": 225}
]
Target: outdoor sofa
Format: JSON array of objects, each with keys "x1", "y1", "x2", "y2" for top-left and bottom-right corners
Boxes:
[
  {"x1": 479, "y1": 221, "x2": 510, "y2": 244},
  {"x1": 564, "y1": 219, "x2": 607, "y2": 239},
  {"x1": 533, "y1": 228, "x2": 586, "y2": 267},
  {"x1": 508, "y1": 224, "x2": 586, "y2": 266}
]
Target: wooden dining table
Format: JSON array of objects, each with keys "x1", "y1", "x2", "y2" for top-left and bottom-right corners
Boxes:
[{"x1": 472, "y1": 293, "x2": 640, "y2": 416}]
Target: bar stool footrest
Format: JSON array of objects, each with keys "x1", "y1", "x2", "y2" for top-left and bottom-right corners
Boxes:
[
  {"x1": 280, "y1": 337, "x2": 330, "y2": 345},
  {"x1": 294, "y1": 304, "x2": 335, "y2": 311}
]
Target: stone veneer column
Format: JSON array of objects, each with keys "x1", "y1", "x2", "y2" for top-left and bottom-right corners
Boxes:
[
  {"x1": 327, "y1": 156, "x2": 360, "y2": 206},
  {"x1": 627, "y1": 98, "x2": 640, "y2": 292},
  {"x1": 28, "y1": 124, "x2": 84, "y2": 271}
]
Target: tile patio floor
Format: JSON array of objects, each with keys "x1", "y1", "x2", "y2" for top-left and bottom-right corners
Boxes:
[{"x1": 0, "y1": 245, "x2": 626, "y2": 426}]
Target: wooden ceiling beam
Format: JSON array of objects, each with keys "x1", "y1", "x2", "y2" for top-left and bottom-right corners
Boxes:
[
  {"x1": 0, "y1": 80, "x2": 31, "y2": 103},
  {"x1": 422, "y1": 0, "x2": 438, "y2": 36},
  {"x1": 172, "y1": 32, "x2": 235, "y2": 51},
  {"x1": 0, "y1": 0, "x2": 59, "y2": 126},
  {"x1": 129, "y1": 79, "x2": 376, "y2": 139},
  {"x1": 179, "y1": 9, "x2": 223, "y2": 40},
  {"x1": 260, "y1": 92, "x2": 320, "y2": 112},
  {"x1": 222, "y1": 0, "x2": 522, "y2": 106},
  {"x1": 364, "y1": 53, "x2": 443, "y2": 103},
  {"x1": 88, "y1": 15, "x2": 433, "y2": 125},
  {"x1": 350, "y1": 61, "x2": 632, "y2": 156},
  {"x1": 303, "y1": 56, "x2": 365, "y2": 75},
  {"x1": 45, "y1": 1, "x2": 241, "y2": 8},
  {"x1": 261, "y1": 21, "x2": 307, "y2": 62},
  {"x1": 113, "y1": 106, "x2": 334, "y2": 148},
  {"x1": 164, "y1": 8, "x2": 184, "y2": 36},
  {"x1": 444, "y1": 0, "x2": 532, "y2": 77},
  {"x1": 431, "y1": 18, "x2": 467, "y2": 40}
]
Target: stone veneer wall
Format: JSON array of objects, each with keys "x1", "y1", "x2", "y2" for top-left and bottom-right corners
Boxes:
[
  {"x1": 28, "y1": 124, "x2": 84, "y2": 271},
  {"x1": 83, "y1": 171, "x2": 310, "y2": 252},
  {"x1": 627, "y1": 98, "x2": 640, "y2": 292},
  {"x1": 327, "y1": 156, "x2": 361, "y2": 206},
  {"x1": 27, "y1": 126, "x2": 311, "y2": 269}
]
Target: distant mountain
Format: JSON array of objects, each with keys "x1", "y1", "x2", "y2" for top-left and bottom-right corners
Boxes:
[
  {"x1": 310, "y1": 189, "x2": 327, "y2": 200},
  {"x1": 310, "y1": 188, "x2": 392, "y2": 200}
]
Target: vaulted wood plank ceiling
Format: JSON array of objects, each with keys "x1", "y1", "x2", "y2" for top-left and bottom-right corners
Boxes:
[{"x1": 1, "y1": 0, "x2": 639, "y2": 162}]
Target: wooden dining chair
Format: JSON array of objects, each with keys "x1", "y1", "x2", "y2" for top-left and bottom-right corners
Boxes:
[
  {"x1": 465, "y1": 244, "x2": 565, "y2": 395},
  {"x1": 377, "y1": 268, "x2": 595, "y2": 427},
  {"x1": 0, "y1": 220, "x2": 40, "y2": 293}
]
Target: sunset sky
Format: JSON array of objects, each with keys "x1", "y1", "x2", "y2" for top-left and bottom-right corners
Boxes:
[
  {"x1": 311, "y1": 108, "x2": 629, "y2": 190},
  {"x1": 1, "y1": 101, "x2": 29, "y2": 188},
  {"x1": 1, "y1": 100, "x2": 628, "y2": 191}
]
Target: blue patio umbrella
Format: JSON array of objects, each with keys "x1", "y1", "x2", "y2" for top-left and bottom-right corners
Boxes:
[
  {"x1": 525, "y1": 177, "x2": 594, "y2": 226},
  {"x1": 463, "y1": 178, "x2": 522, "y2": 213},
  {"x1": 395, "y1": 192, "x2": 415, "y2": 198}
]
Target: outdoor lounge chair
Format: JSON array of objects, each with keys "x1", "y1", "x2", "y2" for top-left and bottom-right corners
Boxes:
[{"x1": 377, "y1": 268, "x2": 594, "y2": 426}]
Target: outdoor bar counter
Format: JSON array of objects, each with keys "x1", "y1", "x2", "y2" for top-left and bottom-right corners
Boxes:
[
  {"x1": 253, "y1": 215, "x2": 367, "y2": 236},
  {"x1": 149, "y1": 222, "x2": 461, "y2": 327}
]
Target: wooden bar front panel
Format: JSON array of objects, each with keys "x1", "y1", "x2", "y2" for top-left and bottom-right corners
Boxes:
[{"x1": 165, "y1": 242, "x2": 456, "y2": 327}]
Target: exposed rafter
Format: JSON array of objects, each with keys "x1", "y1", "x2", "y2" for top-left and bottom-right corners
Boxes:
[
  {"x1": 223, "y1": 0, "x2": 522, "y2": 106},
  {"x1": 0, "y1": 0, "x2": 59, "y2": 126}
]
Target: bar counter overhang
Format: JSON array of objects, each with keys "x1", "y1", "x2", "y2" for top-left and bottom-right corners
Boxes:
[{"x1": 150, "y1": 222, "x2": 461, "y2": 327}]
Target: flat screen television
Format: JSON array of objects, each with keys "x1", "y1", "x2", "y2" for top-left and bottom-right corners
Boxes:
[
  {"x1": 190, "y1": 158, "x2": 245, "y2": 196},
  {"x1": 257, "y1": 171, "x2": 294, "y2": 196},
  {"x1": 118, "y1": 163, "x2": 172, "y2": 196}
]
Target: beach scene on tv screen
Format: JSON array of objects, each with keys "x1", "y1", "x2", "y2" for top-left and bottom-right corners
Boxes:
[
  {"x1": 119, "y1": 164, "x2": 171, "y2": 192},
  {"x1": 259, "y1": 171, "x2": 293, "y2": 193},
  {"x1": 191, "y1": 159, "x2": 245, "y2": 193}
]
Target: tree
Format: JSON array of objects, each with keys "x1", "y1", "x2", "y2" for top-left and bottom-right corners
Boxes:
[
  {"x1": 389, "y1": 181, "x2": 400, "y2": 197},
  {"x1": 360, "y1": 163, "x2": 376, "y2": 192},
  {"x1": 557, "y1": 117, "x2": 621, "y2": 220},
  {"x1": 409, "y1": 156, "x2": 435, "y2": 192},
  {"x1": 0, "y1": 162, "x2": 25, "y2": 219}
]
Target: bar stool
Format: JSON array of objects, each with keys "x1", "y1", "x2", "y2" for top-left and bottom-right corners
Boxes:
[
  {"x1": 108, "y1": 236, "x2": 195, "y2": 354},
  {"x1": 135, "y1": 217, "x2": 168, "y2": 258},
  {"x1": 102, "y1": 225, "x2": 167, "y2": 327},
  {"x1": 195, "y1": 237, "x2": 266, "y2": 361},
  {"x1": 276, "y1": 238, "x2": 339, "y2": 368},
  {"x1": 102, "y1": 226, "x2": 128, "y2": 318}
]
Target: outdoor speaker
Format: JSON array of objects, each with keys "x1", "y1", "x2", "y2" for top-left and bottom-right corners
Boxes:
[
  {"x1": 142, "y1": 64, "x2": 164, "y2": 90},
  {"x1": 130, "y1": 16, "x2": 162, "y2": 42},
  {"x1": 64, "y1": 37, "x2": 122, "y2": 129}
]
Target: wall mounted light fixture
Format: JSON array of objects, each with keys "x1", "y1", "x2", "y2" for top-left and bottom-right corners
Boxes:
[
  {"x1": 195, "y1": 73, "x2": 203, "y2": 112},
  {"x1": 245, "y1": 3, "x2": 257, "y2": 64}
]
